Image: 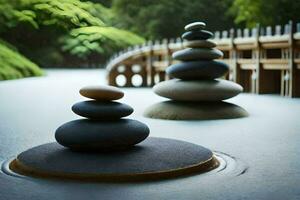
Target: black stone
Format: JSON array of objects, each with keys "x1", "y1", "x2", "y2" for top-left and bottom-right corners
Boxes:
[
  {"x1": 182, "y1": 30, "x2": 213, "y2": 40},
  {"x1": 172, "y1": 48, "x2": 223, "y2": 61},
  {"x1": 55, "y1": 119, "x2": 150, "y2": 151},
  {"x1": 72, "y1": 101, "x2": 133, "y2": 120},
  {"x1": 12, "y1": 137, "x2": 217, "y2": 181},
  {"x1": 166, "y1": 60, "x2": 229, "y2": 80}
]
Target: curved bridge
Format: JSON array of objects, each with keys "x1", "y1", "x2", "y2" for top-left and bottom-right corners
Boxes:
[{"x1": 106, "y1": 21, "x2": 300, "y2": 97}]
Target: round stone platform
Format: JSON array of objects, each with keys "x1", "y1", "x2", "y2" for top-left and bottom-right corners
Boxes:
[{"x1": 10, "y1": 137, "x2": 219, "y2": 181}]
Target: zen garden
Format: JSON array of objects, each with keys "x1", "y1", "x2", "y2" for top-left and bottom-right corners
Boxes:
[{"x1": 0, "y1": 0, "x2": 300, "y2": 200}]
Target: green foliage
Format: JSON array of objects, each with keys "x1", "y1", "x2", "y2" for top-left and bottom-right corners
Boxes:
[
  {"x1": 112, "y1": 0, "x2": 299, "y2": 38},
  {"x1": 230, "y1": 0, "x2": 300, "y2": 28},
  {"x1": 0, "y1": 0, "x2": 112, "y2": 30},
  {"x1": 0, "y1": 0, "x2": 37, "y2": 32},
  {"x1": 62, "y1": 26, "x2": 145, "y2": 58},
  {"x1": 0, "y1": 40, "x2": 43, "y2": 80},
  {"x1": 0, "y1": 0, "x2": 143, "y2": 69},
  {"x1": 86, "y1": 0, "x2": 112, "y2": 7},
  {"x1": 27, "y1": 0, "x2": 104, "y2": 28},
  {"x1": 112, "y1": 0, "x2": 234, "y2": 39},
  {"x1": 1, "y1": 0, "x2": 297, "y2": 74}
]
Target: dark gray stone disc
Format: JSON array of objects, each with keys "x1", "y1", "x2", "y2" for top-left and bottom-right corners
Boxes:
[
  {"x1": 183, "y1": 40, "x2": 217, "y2": 48},
  {"x1": 10, "y1": 137, "x2": 219, "y2": 181},
  {"x1": 166, "y1": 60, "x2": 229, "y2": 80},
  {"x1": 55, "y1": 119, "x2": 149, "y2": 151},
  {"x1": 182, "y1": 30, "x2": 213, "y2": 40},
  {"x1": 144, "y1": 101, "x2": 248, "y2": 120},
  {"x1": 72, "y1": 101, "x2": 133, "y2": 120},
  {"x1": 172, "y1": 48, "x2": 223, "y2": 61}
]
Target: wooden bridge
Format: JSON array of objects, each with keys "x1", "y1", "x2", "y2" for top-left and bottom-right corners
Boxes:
[{"x1": 106, "y1": 21, "x2": 300, "y2": 97}]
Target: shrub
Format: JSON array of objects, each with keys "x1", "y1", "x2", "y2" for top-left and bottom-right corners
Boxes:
[
  {"x1": 62, "y1": 26, "x2": 145, "y2": 58},
  {"x1": 0, "y1": 40, "x2": 43, "y2": 80}
]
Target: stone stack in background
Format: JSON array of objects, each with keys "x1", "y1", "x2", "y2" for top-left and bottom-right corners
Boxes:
[{"x1": 144, "y1": 22, "x2": 248, "y2": 120}]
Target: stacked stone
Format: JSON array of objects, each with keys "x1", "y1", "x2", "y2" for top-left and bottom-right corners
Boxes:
[
  {"x1": 153, "y1": 22, "x2": 243, "y2": 102},
  {"x1": 10, "y1": 84, "x2": 220, "y2": 182},
  {"x1": 55, "y1": 85, "x2": 149, "y2": 151}
]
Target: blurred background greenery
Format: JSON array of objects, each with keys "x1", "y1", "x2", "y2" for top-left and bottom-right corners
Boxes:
[{"x1": 0, "y1": 0, "x2": 299, "y2": 80}]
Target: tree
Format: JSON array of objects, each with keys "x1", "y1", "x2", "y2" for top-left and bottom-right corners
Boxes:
[
  {"x1": 0, "y1": 39, "x2": 43, "y2": 80},
  {"x1": 0, "y1": 0, "x2": 144, "y2": 68},
  {"x1": 84, "y1": 0, "x2": 112, "y2": 7},
  {"x1": 230, "y1": 0, "x2": 300, "y2": 28},
  {"x1": 112, "y1": 0, "x2": 235, "y2": 40},
  {"x1": 62, "y1": 26, "x2": 144, "y2": 59}
]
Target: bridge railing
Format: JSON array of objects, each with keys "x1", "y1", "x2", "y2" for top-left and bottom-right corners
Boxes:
[{"x1": 106, "y1": 21, "x2": 300, "y2": 97}]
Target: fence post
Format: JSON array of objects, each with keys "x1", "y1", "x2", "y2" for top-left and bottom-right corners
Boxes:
[
  {"x1": 254, "y1": 23, "x2": 261, "y2": 94},
  {"x1": 146, "y1": 41, "x2": 154, "y2": 86},
  {"x1": 288, "y1": 20, "x2": 299, "y2": 97},
  {"x1": 230, "y1": 28, "x2": 237, "y2": 82}
]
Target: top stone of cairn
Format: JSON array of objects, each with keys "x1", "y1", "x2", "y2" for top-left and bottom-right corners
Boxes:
[
  {"x1": 79, "y1": 85, "x2": 124, "y2": 101},
  {"x1": 184, "y1": 22, "x2": 206, "y2": 31}
]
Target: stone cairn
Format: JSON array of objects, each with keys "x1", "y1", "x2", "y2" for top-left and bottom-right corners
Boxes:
[
  {"x1": 145, "y1": 22, "x2": 246, "y2": 120},
  {"x1": 10, "y1": 84, "x2": 220, "y2": 181},
  {"x1": 55, "y1": 85, "x2": 150, "y2": 151}
]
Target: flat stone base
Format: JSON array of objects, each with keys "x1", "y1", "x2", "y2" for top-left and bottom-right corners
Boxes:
[
  {"x1": 10, "y1": 137, "x2": 219, "y2": 182},
  {"x1": 144, "y1": 101, "x2": 248, "y2": 120}
]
